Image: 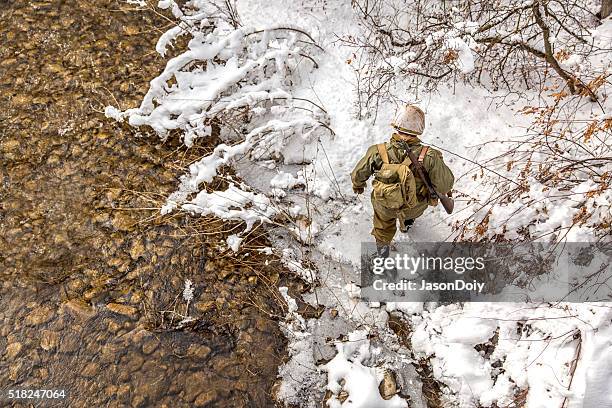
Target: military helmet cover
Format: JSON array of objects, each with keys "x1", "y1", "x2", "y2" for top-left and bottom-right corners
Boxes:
[{"x1": 392, "y1": 105, "x2": 425, "y2": 136}]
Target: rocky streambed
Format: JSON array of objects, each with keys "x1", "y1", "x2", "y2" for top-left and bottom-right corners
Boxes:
[{"x1": 0, "y1": 1, "x2": 293, "y2": 406}]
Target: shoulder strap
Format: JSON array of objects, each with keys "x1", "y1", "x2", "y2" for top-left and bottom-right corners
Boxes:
[
  {"x1": 376, "y1": 143, "x2": 389, "y2": 164},
  {"x1": 418, "y1": 146, "x2": 429, "y2": 163}
]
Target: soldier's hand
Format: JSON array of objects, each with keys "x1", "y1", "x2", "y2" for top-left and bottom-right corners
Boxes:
[{"x1": 353, "y1": 186, "x2": 364, "y2": 195}]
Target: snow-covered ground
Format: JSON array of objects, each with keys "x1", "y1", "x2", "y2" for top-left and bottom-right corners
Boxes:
[{"x1": 107, "y1": 1, "x2": 612, "y2": 407}]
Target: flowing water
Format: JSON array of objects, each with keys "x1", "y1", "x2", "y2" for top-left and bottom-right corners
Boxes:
[{"x1": 0, "y1": 1, "x2": 290, "y2": 406}]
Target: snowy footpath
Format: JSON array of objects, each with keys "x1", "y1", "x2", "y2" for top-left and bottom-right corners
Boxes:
[{"x1": 107, "y1": 1, "x2": 612, "y2": 407}]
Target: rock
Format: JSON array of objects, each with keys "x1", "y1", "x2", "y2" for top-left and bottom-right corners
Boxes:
[
  {"x1": 106, "y1": 303, "x2": 138, "y2": 318},
  {"x1": 184, "y1": 372, "x2": 207, "y2": 402},
  {"x1": 112, "y1": 213, "x2": 136, "y2": 231},
  {"x1": 36, "y1": 367, "x2": 49, "y2": 381},
  {"x1": 312, "y1": 312, "x2": 353, "y2": 364},
  {"x1": 194, "y1": 390, "x2": 217, "y2": 407},
  {"x1": 9, "y1": 362, "x2": 22, "y2": 381},
  {"x1": 137, "y1": 380, "x2": 165, "y2": 403},
  {"x1": 218, "y1": 268, "x2": 232, "y2": 279},
  {"x1": 84, "y1": 289, "x2": 100, "y2": 301},
  {"x1": 100, "y1": 343, "x2": 121, "y2": 364},
  {"x1": 5, "y1": 342, "x2": 22, "y2": 359},
  {"x1": 130, "y1": 291, "x2": 143, "y2": 303},
  {"x1": 394, "y1": 362, "x2": 428, "y2": 408},
  {"x1": 40, "y1": 330, "x2": 59, "y2": 351},
  {"x1": 205, "y1": 262, "x2": 215, "y2": 273},
  {"x1": 379, "y1": 370, "x2": 398, "y2": 399},
  {"x1": 67, "y1": 279, "x2": 86, "y2": 292},
  {"x1": 130, "y1": 240, "x2": 146, "y2": 260},
  {"x1": 117, "y1": 383, "x2": 131, "y2": 399},
  {"x1": 123, "y1": 26, "x2": 139, "y2": 36},
  {"x1": 60, "y1": 335, "x2": 80, "y2": 354},
  {"x1": 142, "y1": 338, "x2": 159, "y2": 355},
  {"x1": 96, "y1": 131, "x2": 111, "y2": 140},
  {"x1": 81, "y1": 362, "x2": 99, "y2": 378},
  {"x1": 25, "y1": 306, "x2": 54, "y2": 326},
  {"x1": 104, "y1": 385, "x2": 118, "y2": 398},
  {"x1": 125, "y1": 354, "x2": 144, "y2": 373},
  {"x1": 11, "y1": 94, "x2": 30, "y2": 106},
  {"x1": 127, "y1": 328, "x2": 148, "y2": 343},
  {"x1": 63, "y1": 299, "x2": 95, "y2": 319},
  {"x1": 1, "y1": 139, "x2": 19, "y2": 152},
  {"x1": 187, "y1": 344, "x2": 211, "y2": 359},
  {"x1": 107, "y1": 320, "x2": 122, "y2": 334},
  {"x1": 237, "y1": 332, "x2": 252, "y2": 344},
  {"x1": 131, "y1": 394, "x2": 146, "y2": 408},
  {"x1": 93, "y1": 212, "x2": 110, "y2": 224},
  {"x1": 194, "y1": 300, "x2": 215, "y2": 313}
]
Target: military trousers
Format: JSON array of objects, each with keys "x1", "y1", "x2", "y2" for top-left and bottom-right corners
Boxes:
[{"x1": 371, "y1": 193, "x2": 428, "y2": 244}]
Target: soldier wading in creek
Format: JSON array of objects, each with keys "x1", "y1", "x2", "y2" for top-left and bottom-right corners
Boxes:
[{"x1": 351, "y1": 105, "x2": 455, "y2": 268}]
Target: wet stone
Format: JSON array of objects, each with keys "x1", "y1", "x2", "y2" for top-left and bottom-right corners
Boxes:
[
  {"x1": 132, "y1": 394, "x2": 147, "y2": 408},
  {"x1": 81, "y1": 362, "x2": 99, "y2": 378},
  {"x1": 141, "y1": 338, "x2": 159, "y2": 355},
  {"x1": 39, "y1": 330, "x2": 59, "y2": 351},
  {"x1": 25, "y1": 306, "x2": 54, "y2": 326},
  {"x1": 194, "y1": 300, "x2": 215, "y2": 313},
  {"x1": 124, "y1": 354, "x2": 144, "y2": 373},
  {"x1": 63, "y1": 299, "x2": 95, "y2": 320},
  {"x1": 194, "y1": 390, "x2": 217, "y2": 407},
  {"x1": 186, "y1": 344, "x2": 211, "y2": 360},
  {"x1": 130, "y1": 240, "x2": 146, "y2": 260},
  {"x1": 9, "y1": 362, "x2": 23, "y2": 381},
  {"x1": 60, "y1": 335, "x2": 80, "y2": 354},
  {"x1": 5, "y1": 342, "x2": 23, "y2": 359},
  {"x1": 106, "y1": 303, "x2": 138, "y2": 318},
  {"x1": 107, "y1": 320, "x2": 122, "y2": 334},
  {"x1": 117, "y1": 383, "x2": 131, "y2": 399},
  {"x1": 183, "y1": 372, "x2": 208, "y2": 402}
]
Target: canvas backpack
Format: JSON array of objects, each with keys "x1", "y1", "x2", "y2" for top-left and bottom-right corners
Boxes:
[{"x1": 372, "y1": 143, "x2": 429, "y2": 209}]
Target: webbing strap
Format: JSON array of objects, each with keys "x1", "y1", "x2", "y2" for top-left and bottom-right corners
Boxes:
[
  {"x1": 377, "y1": 143, "x2": 389, "y2": 164},
  {"x1": 418, "y1": 146, "x2": 429, "y2": 163}
]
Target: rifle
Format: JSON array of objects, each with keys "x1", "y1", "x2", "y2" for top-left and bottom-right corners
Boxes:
[{"x1": 400, "y1": 141, "x2": 454, "y2": 214}]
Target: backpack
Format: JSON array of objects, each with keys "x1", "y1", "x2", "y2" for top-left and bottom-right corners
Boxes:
[{"x1": 372, "y1": 143, "x2": 429, "y2": 209}]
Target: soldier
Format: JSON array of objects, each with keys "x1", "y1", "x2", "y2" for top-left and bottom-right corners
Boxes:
[{"x1": 351, "y1": 105, "x2": 455, "y2": 258}]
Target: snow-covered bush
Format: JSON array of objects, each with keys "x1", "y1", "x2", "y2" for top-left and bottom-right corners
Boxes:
[
  {"x1": 106, "y1": 0, "x2": 328, "y2": 237},
  {"x1": 458, "y1": 94, "x2": 612, "y2": 242},
  {"x1": 345, "y1": 0, "x2": 608, "y2": 115}
]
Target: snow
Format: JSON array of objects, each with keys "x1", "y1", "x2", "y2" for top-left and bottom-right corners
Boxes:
[
  {"x1": 323, "y1": 330, "x2": 407, "y2": 408},
  {"x1": 182, "y1": 279, "x2": 194, "y2": 302},
  {"x1": 108, "y1": 1, "x2": 612, "y2": 407},
  {"x1": 180, "y1": 184, "x2": 276, "y2": 231},
  {"x1": 445, "y1": 37, "x2": 475, "y2": 74},
  {"x1": 226, "y1": 234, "x2": 242, "y2": 252}
]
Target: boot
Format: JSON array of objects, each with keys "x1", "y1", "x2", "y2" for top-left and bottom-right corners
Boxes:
[
  {"x1": 398, "y1": 218, "x2": 414, "y2": 233},
  {"x1": 376, "y1": 241, "x2": 390, "y2": 259}
]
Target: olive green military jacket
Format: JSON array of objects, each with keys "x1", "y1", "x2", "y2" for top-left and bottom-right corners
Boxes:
[{"x1": 351, "y1": 134, "x2": 454, "y2": 200}]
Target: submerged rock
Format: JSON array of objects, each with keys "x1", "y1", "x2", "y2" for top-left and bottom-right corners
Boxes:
[
  {"x1": 106, "y1": 303, "x2": 138, "y2": 318},
  {"x1": 25, "y1": 306, "x2": 54, "y2": 326}
]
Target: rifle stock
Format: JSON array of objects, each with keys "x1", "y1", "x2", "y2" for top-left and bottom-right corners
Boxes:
[
  {"x1": 401, "y1": 142, "x2": 454, "y2": 215},
  {"x1": 437, "y1": 191, "x2": 454, "y2": 214}
]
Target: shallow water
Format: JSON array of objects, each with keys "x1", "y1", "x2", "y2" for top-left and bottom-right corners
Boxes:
[{"x1": 0, "y1": 1, "x2": 288, "y2": 406}]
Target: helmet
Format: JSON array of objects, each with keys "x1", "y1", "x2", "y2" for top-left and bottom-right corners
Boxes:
[{"x1": 392, "y1": 105, "x2": 425, "y2": 136}]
